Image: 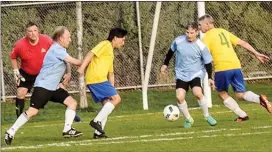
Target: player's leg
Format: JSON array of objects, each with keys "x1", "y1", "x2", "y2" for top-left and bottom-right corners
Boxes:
[
  {"x1": 91, "y1": 94, "x2": 120, "y2": 134},
  {"x1": 58, "y1": 83, "x2": 82, "y2": 122},
  {"x1": 175, "y1": 79, "x2": 194, "y2": 128},
  {"x1": 15, "y1": 87, "x2": 28, "y2": 118},
  {"x1": 94, "y1": 99, "x2": 110, "y2": 139},
  {"x1": 5, "y1": 87, "x2": 48, "y2": 145},
  {"x1": 51, "y1": 88, "x2": 82, "y2": 138},
  {"x1": 15, "y1": 69, "x2": 36, "y2": 118},
  {"x1": 232, "y1": 69, "x2": 272, "y2": 113},
  {"x1": 215, "y1": 70, "x2": 248, "y2": 122},
  {"x1": 88, "y1": 81, "x2": 120, "y2": 134},
  {"x1": 190, "y1": 78, "x2": 217, "y2": 126}
]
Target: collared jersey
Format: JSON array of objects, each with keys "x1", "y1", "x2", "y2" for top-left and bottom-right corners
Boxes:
[
  {"x1": 34, "y1": 42, "x2": 69, "y2": 91},
  {"x1": 10, "y1": 34, "x2": 53, "y2": 75},
  {"x1": 202, "y1": 28, "x2": 241, "y2": 72},
  {"x1": 171, "y1": 35, "x2": 213, "y2": 82},
  {"x1": 85, "y1": 40, "x2": 114, "y2": 84}
]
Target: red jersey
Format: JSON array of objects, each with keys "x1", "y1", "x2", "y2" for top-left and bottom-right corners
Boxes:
[{"x1": 10, "y1": 34, "x2": 53, "y2": 75}]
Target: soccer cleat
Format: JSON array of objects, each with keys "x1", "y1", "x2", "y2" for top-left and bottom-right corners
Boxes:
[
  {"x1": 4, "y1": 132, "x2": 13, "y2": 145},
  {"x1": 93, "y1": 133, "x2": 108, "y2": 139},
  {"x1": 184, "y1": 117, "x2": 194, "y2": 128},
  {"x1": 234, "y1": 116, "x2": 249, "y2": 122},
  {"x1": 62, "y1": 128, "x2": 83, "y2": 138},
  {"x1": 90, "y1": 120, "x2": 105, "y2": 134},
  {"x1": 259, "y1": 94, "x2": 272, "y2": 114},
  {"x1": 205, "y1": 115, "x2": 217, "y2": 126},
  {"x1": 74, "y1": 115, "x2": 82, "y2": 123}
]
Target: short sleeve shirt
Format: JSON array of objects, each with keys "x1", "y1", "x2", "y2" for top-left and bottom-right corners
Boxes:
[{"x1": 34, "y1": 42, "x2": 69, "y2": 90}]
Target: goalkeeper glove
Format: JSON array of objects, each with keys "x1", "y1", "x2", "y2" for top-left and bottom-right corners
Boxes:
[{"x1": 13, "y1": 69, "x2": 25, "y2": 86}]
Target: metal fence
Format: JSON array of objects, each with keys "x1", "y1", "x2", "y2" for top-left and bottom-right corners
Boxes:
[{"x1": 1, "y1": 1, "x2": 272, "y2": 101}]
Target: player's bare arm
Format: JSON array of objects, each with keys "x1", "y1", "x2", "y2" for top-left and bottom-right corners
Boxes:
[
  {"x1": 62, "y1": 63, "x2": 72, "y2": 85},
  {"x1": 108, "y1": 72, "x2": 115, "y2": 86},
  {"x1": 77, "y1": 51, "x2": 94, "y2": 77},
  {"x1": 64, "y1": 55, "x2": 82, "y2": 66},
  {"x1": 237, "y1": 40, "x2": 270, "y2": 63}
]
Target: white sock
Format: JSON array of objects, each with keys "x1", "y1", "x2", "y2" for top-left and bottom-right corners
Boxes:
[
  {"x1": 95, "y1": 116, "x2": 108, "y2": 135},
  {"x1": 177, "y1": 101, "x2": 191, "y2": 119},
  {"x1": 7, "y1": 112, "x2": 29, "y2": 136},
  {"x1": 94, "y1": 102, "x2": 115, "y2": 122},
  {"x1": 198, "y1": 97, "x2": 210, "y2": 117},
  {"x1": 63, "y1": 108, "x2": 76, "y2": 132},
  {"x1": 224, "y1": 97, "x2": 247, "y2": 117},
  {"x1": 243, "y1": 91, "x2": 260, "y2": 104}
]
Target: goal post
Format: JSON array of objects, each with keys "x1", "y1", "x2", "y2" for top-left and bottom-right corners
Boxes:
[
  {"x1": 197, "y1": 2, "x2": 212, "y2": 108},
  {"x1": 142, "y1": 2, "x2": 162, "y2": 110}
]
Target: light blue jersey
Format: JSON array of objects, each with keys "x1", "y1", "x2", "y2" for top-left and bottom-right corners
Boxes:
[
  {"x1": 34, "y1": 42, "x2": 69, "y2": 90},
  {"x1": 171, "y1": 35, "x2": 212, "y2": 82}
]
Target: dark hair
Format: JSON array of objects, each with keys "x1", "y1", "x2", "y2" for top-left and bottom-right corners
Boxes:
[
  {"x1": 52, "y1": 26, "x2": 68, "y2": 41},
  {"x1": 26, "y1": 21, "x2": 38, "y2": 29},
  {"x1": 186, "y1": 22, "x2": 199, "y2": 31},
  {"x1": 107, "y1": 28, "x2": 128, "y2": 42},
  {"x1": 198, "y1": 14, "x2": 214, "y2": 23}
]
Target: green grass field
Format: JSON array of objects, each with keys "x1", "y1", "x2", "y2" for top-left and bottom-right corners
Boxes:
[{"x1": 1, "y1": 84, "x2": 272, "y2": 152}]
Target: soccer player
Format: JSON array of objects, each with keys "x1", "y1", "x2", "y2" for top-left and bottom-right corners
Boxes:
[
  {"x1": 5, "y1": 26, "x2": 83, "y2": 145},
  {"x1": 160, "y1": 22, "x2": 217, "y2": 128},
  {"x1": 198, "y1": 14, "x2": 272, "y2": 122},
  {"x1": 77, "y1": 27, "x2": 127, "y2": 139},
  {"x1": 10, "y1": 22, "x2": 53, "y2": 117},
  {"x1": 10, "y1": 22, "x2": 82, "y2": 122}
]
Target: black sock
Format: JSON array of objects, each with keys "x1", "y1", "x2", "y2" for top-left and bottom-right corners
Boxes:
[{"x1": 15, "y1": 98, "x2": 25, "y2": 118}]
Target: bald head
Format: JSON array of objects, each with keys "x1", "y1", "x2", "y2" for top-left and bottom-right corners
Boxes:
[{"x1": 198, "y1": 14, "x2": 215, "y2": 33}]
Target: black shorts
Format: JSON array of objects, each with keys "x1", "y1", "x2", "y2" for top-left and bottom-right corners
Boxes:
[
  {"x1": 30, "y1": 87, "x2": 70, "y2": 109},
  {"x1": 176, "y1": 77, "x2": 202, "y2": 92},
  {"x1": 18, "y1": 69, "x2": 37, "y2": 92}
]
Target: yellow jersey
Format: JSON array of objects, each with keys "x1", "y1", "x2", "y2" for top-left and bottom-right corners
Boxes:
[
  {"x1": 202, "y1": 28, "x2": 241, "y2": 72},
  {"x1": 85, "y1": 40, "x2": 114, "y2": 84}
]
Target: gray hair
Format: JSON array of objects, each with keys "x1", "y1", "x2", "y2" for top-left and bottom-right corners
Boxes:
[
  {"x1": 52, "y1": 26, "x2": 68, "y2": 41},
  {"x1": 198, "y1": 14, "x2": 214, "y2": 24}
]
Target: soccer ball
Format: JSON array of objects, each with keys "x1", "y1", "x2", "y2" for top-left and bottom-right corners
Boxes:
[{"x1": 163, "y1": 105, "x2": 180, "y2": 121}]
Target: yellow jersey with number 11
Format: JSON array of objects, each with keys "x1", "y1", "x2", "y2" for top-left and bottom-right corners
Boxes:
[{"x1": 202, "y1": 28, "x2": 241, "y2": 72}]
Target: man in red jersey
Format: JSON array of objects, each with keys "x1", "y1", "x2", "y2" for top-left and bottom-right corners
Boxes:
[{"x1": 10, "y1": 22, "x2": 72, "y2": 117}]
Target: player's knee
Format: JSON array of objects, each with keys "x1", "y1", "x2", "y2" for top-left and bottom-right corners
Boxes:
[
  {"x1": 235, "y1": 93, "x2": 245, "y2": 100},
  {"x1": 17, "y1": 88, "x2": 28, "y2": 99},
  {"x1": 63, "y1": 96, "x2": 77, "y2": 110},
  {"x1": 176, "y1": 95, "x2": 185, "y2": 103},
  {"x1": 26, "y1": 108, "x2": 39, "y2": 118},
  {"x1": 176, "y1": 94, "x2": 185, "y2": 101},
  {"x1": 218, "y1": 92, "x2": 229, "y2": 100},
  {"x1": 111, "y1": 95, "x2": 121, "y2": 106},
  {"x1": 193, "y1": 92, "x2": 204, "y2": 100},
  {"x1": 115, "y1": 95, "x2": 121, "y2": 104}
]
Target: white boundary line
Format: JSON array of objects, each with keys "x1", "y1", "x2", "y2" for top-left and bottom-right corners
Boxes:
[
  {"x1": 2, "y1": 125, "x2": 272, "y2": 151},
  {"x1": 2, "y1": 107, "x2": 261, "y2": 129}
]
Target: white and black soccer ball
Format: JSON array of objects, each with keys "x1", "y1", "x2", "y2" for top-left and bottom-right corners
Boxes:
[{"x1": 163, "y1": 105, "x2": 180, "y2": 121}]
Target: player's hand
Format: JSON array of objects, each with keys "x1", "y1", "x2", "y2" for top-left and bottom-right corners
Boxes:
[
  {"x1": 255, "y1": 53, "x2": 270, "y2": 63},
  {"x1": 77, "y1": 68, "x2": 84, "y2": 77},
  {"x1": 13, "y1": 69, "x2": 25, "y2": 86},
  {"x1": 58, "y1": 83, "x2": 67, "y2": 90},
  {"x1": 160, "y1": 65, "x2": 168, "y2": 75},
  {"x1": 208, "y1": 78, "x2": 216, "y2": 90},
  {"x1": 62, "y1": 73, "x2": 71, "y2": 85}
]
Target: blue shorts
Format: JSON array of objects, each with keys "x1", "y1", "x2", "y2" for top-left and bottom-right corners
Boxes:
[
  {"x1": 87, "y1": 81, "x2": 118, "y2": 103},
  {"x1": 214, "y1": 69, "x2": 246, "y2": 92}
]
